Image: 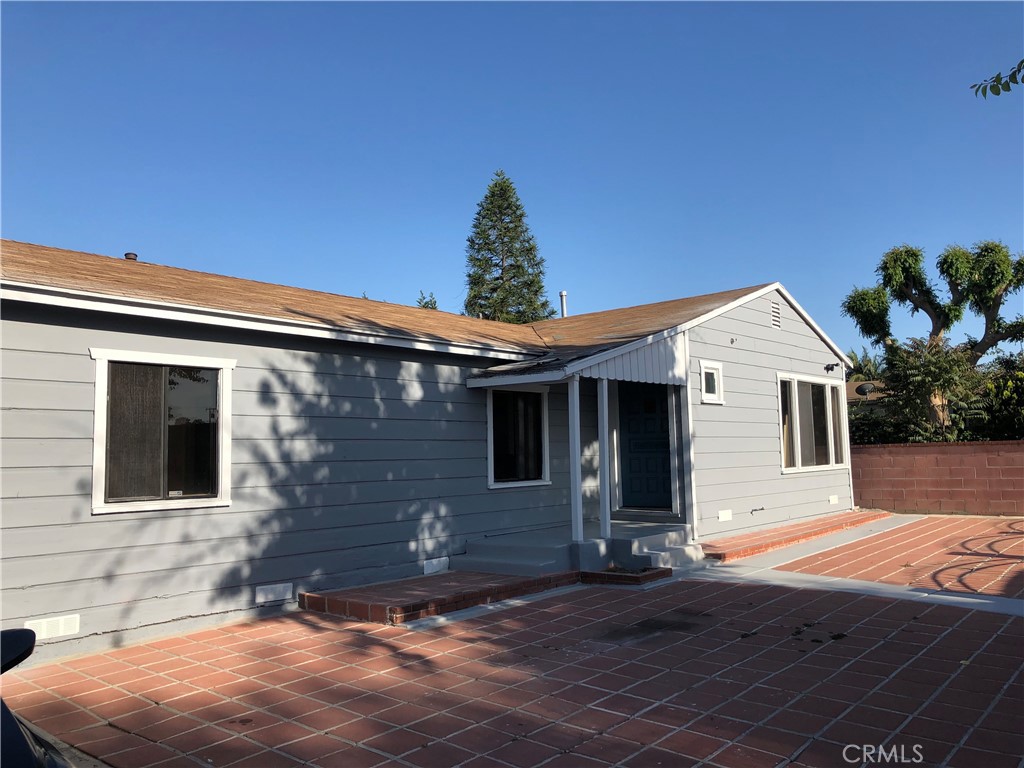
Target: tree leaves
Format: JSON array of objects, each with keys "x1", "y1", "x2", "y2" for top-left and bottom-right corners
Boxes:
[
  {"x1": 843, "y1": 240, "x2": 1024, "y2": 366},
  {"x1": 841, "y1": 286, "x2": 892, "y2": 345},
  {"x1": 972, "y1": 58, "x2": 1024, "y2": 98},
  {"x1": 463, "y1": 170, "x2": 555, "y2": 323}
]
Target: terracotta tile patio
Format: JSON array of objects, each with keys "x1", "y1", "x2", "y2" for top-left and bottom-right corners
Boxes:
[
  {"x1": 7, "y1": 578, "x2": 1023, "y2": 767},
  {"x1": 777, "y1": 515, "x2": 1024, "y2": 599}
]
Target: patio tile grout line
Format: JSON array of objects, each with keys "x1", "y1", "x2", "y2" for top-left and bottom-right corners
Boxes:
[
  {"x1": 659, "y1": 585, "x2": 929, "y2": 767},
  {"x1": 776, "y1": 516, "x2": 1024, "y2": 600},
  {"x1": 779, "y1": 603, "x2": 983, "y2": 767},
  {"x1": 886, "y1": 610, "x2": 1019, "y2": 768},
  {"x1": 783, "y1": 517, "x2": 959, "y2": 578},
  {"x1": 489, "y1": 579, "x2": 821, "y2": 767},
  {"x1": 12, "y1": 551, "x2": 1021, "y2": 768}
]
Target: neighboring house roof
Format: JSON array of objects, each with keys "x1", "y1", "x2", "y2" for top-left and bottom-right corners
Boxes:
[
  {"x1": 846, "y1": 380, "x2": 887, "y2": 402},
  {"x1": 0, "y1": 239, "x2": 851, "y2": 373}
]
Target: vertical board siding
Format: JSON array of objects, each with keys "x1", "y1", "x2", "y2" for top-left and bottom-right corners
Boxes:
[
  {"x1": 1, "y1": 304, "x2": 572, "y2": 654},
  {"x1": 577, "y1": 334, "x2": 686, "y2": 384},
  {"x1": 688, "y1": 291, "x2": 852, "y2": 539}
]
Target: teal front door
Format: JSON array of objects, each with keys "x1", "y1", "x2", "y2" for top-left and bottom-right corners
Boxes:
[{"x1": 618, "y1": 382, "x2": 672, "y2": 510}]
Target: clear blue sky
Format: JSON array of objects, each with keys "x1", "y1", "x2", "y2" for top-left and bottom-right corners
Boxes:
[{"x1": 3, "y1": 2, "x2": 1022, "y2": 356}]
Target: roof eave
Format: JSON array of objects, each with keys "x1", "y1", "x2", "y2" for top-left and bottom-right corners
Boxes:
[
  {"x1": 1, "y1": 281, "x2": 539, "y2": 362},
  {"x1": 465, "y1": 369, "x2": 569, "y2": 388}
]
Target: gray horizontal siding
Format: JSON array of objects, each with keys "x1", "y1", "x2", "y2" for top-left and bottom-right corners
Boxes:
[
  {"x1": 688, "y1": 290, "x2": 853, "y2": 539},
  {"x1": 1, "y1": 482, "x2": 570, "y2": 530},
  {"x1": 3, "y1": 502, "x2": 570, "y2": 594},
  {"x1": 2, "y1": 378, "x2": 94, "y2": 410},
  {"x1": 2, "y1": 410, "x2": 94, "y2": 439},
  {"x1": 1, "y1": 348, "x2": 95, "y2": 383},
  {"x1": 1, "y1": 304, "x2": 573, "y2": 654},
  {"x1": 0, "y1": 438, "x2": 92, "y2": 468}
]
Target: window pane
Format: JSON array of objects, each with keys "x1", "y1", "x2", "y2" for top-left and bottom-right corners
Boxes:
[
  {"x1": 704, "y1": 370, "x2": 717, "y2": 396},
  {"x1": 492, "y1": 390, "x2": 543, "y2": 482},
  {"x1": 830, "y1": 386, "x2": 845, "y2": 465},
  {"x1": 166, "y1": 367, "x2": 218, "y2": 497},
  {"x1": 780, "y1": 380, "x2": 795, "y2": 468},
  {"x1": 798, "y1": 381, "x2": 830, "y2": 466},
  {"x1": 518, "y1": 392, "x2": 543, "y2": 480},
  {"x1": 811, "y1": 385, "x2": 830, "y2": 465},
  {"x1": 107, "y1": 362, "x2": 164, "y2": 501}
]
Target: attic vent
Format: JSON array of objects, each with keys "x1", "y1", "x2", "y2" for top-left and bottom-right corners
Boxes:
[{"x1": 770, "y1": 301, "x2": 782, "y2": 329}]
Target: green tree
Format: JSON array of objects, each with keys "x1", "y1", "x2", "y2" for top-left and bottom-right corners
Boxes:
[
  {"x1": 416, "y1": 290, "x2": 438, "y2": 309},
  {"x1": 463, "y1": 170, "x2": 555, "y2": 323},
  {"x1": 979, "y1": 351, "x2": 1024, "y2": 440},
  {"x1": 846, "y1": 346, "x2": 886, "y2": 382},
  {"x1": 841, "y1": 241, "x2": 1024, "y2": 367},
  {"x1": 972, "y1": 57, "x2": 1024, "y2": 98},
  {"x1": 879, "y1": 338, "x2": 987, "y2": 442}
]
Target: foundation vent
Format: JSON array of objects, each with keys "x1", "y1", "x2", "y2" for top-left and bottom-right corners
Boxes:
[{"x1": 25, "y1": 614, "x2": 80, "y2": 640}]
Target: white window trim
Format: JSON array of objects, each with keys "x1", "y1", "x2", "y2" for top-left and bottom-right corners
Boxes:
[
  {"x1": 699, "y1": 360, "x2": 725, "y2": 405},
  {"x1": 777, "y1": 371, "x2": 849, "y2": 474},
  {"x1": 486, "y1": 387, "x2": 551, "y2": 489},
  {"x1": 90, "y1": 348, "x2": 236, "y2": 514}
]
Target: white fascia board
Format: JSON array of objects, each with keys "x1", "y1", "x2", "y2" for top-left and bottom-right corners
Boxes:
[
  {"x1": 2, "y1": 282, "x2": 535, "y2": 362},
  {"x1": 466, "y1": 370, "x2": 568, "y2": 388}
]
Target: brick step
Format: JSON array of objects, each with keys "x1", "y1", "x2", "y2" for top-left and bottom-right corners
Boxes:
[
  {"x1": 299, "y1": 571, "x2": 579, "y2": 625},
  {"x1": 298, "y1": 563, "x2": 680, "y2": 626},
  {"x1": 702, "y1": 509, "x2": 891, "y2": 563}
]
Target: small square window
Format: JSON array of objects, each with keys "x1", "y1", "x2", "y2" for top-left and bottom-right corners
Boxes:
[{"x1": 699, "y1": 360, "x2": 724, "y2": 404}]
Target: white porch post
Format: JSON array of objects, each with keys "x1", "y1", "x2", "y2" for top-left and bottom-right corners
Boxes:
[
  {"x1": 597, "y1": 377, "x2": 612, "y2": 538},
  {"x1": 568, "y1": 374, "x2": 584, "y2": 542}
]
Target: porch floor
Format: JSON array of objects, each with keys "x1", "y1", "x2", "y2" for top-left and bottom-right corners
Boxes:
[{"x1": 701, "y1": 508, "x2": 892, "y2": 562}]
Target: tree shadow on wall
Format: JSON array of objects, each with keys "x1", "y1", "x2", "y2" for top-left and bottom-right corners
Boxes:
[
  {"x1": 218, "y1": 342, "x2": 476, "y2": 603},
  {"x1": 80, "y1": 317, "x2": 481, "y2": 645}
]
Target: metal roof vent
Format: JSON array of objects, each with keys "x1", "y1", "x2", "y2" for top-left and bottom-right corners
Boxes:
[{"x1": 124, "y1": 252, "x2": 138, "y2": 261}]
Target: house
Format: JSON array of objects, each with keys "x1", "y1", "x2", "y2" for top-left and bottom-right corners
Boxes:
[{"x1": 1, "y1": 239, "x2": 853, "y2": 656}]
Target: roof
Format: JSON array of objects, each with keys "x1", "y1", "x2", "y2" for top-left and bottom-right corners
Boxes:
[
  {"x1": 846, "y1": 380, "x2": 887, "y2": 402},
  {"x1": 0, "y1": 239, "x2": 543, "y2": 357},
  {"x1": 1, "y1": 239, "x2": 846, "y2": 374}
]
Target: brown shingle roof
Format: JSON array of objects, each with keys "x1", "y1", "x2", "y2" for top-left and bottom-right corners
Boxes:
[
  {"x1": 1, "y1": 239, "x2": 769, "y2": 364},
  {"x1": 532, "y1": 286, "x2": 771, "y2": 352},
  {"x1": 0, "y1": 239, "x2": 544, "y2": 353}
]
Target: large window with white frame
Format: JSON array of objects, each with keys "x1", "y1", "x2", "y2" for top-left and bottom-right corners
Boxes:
[
  {"x1": 488, "y1": 388, "x2": 549, "y2": 487},
  {"x1": 778, "y1": 374, "x2": 846, "y2": 471},
  {"x1": 91, "y1": 349, "x2": 235, "y2": 513}
]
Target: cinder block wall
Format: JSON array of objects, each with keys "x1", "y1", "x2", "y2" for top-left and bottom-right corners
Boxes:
[{"x1": 850, "y1": 441, "x2": 1022, "y2": 515}]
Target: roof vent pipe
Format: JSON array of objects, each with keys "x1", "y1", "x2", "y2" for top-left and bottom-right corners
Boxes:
[
  {"x1": 124, "y1": 252, "x2": 138, "y2": 261},
  {"x1": 559, "y1": 290, "x2": 568, "y2": 318}
]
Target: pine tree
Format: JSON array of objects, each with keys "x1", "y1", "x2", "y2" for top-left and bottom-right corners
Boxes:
[
  {"x1": 416, "y1": 290, "x2": 438, "y2": 309},
  {"x1": 463, "y1": 170, "x2": 555, "y2": 323}
]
